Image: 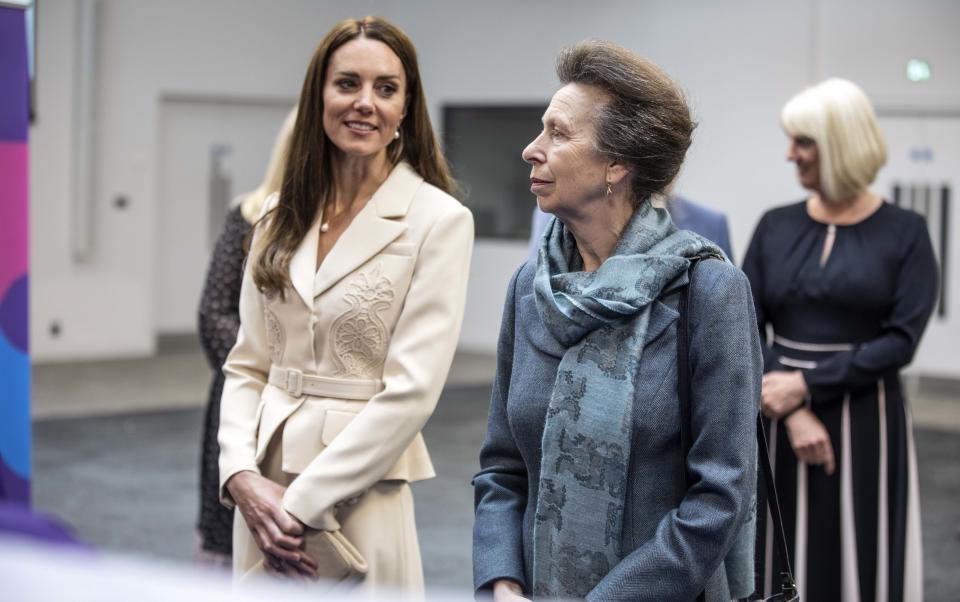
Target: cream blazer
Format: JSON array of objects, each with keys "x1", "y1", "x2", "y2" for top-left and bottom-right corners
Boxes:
[{"x1": 218, "y1": 162, "x2": 474, "y2": 531}]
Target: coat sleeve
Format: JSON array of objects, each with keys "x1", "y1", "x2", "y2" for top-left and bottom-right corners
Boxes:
[
  {"x1": 741, "y1": 211, "x2": 776, "y2": 371},
  {"x1": 715, "y1": 214, "x2": 734, "y2": 264},
  {"x1": 588, "y1": 265, "x2": 762, "y2": 601},
  {"x1": 802, "y1": 214, "x2": 938, "y2": 398},
  {"x1": 217, "y1": 202, "x2": 275, "y2": 507},
  {"x1": 472, "y1": 266, "x2": 528, "y2": 594},
  {"x1": 282, "y1": 206, "x2": 474, "y2": 530}
]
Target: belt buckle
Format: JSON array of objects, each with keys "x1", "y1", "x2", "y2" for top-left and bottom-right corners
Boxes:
[{"x1": 286, "y1": 368, "x2": 303, "y2": 397}]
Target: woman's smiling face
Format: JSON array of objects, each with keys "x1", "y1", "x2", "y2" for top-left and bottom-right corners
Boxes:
[
  {"x1": 522, "y1": 83, "x2": 611, "y2": 217},
  {"x1": 322, "y1": 36, "x2": 407, "y2": 160},
  {"x1": 786, "y1": 134, "x2": 821, "y2": 192}
]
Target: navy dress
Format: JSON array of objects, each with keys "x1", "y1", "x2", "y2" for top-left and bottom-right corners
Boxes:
[{"x1": 742, "y1": 200, "x2": 937, "y2": 602}]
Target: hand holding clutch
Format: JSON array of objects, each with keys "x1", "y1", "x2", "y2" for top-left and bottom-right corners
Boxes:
[
  {"x1": 226, "y1": 470, "x2": 317, "y2": 578},
  {"x1": 243, "y1": 528, "x2": 368, "y2": 583}
]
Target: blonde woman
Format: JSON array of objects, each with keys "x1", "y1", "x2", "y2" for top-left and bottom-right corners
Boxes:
[
  {"x1": 743, "y1": 79, "x2": 937, "y2": 601},
  {"x1": 197, "y1": 108, "x2": 296, "y2": 564},
  {"x1": 218, "y1": 16, "x2": 473, "y2": 594}
]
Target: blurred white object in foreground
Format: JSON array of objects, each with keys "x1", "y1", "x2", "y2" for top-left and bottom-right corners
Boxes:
[{"x1": 0, "y1": 535, "x2": 474, "y2": 601}]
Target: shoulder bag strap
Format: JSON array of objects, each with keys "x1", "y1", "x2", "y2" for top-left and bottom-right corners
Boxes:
[
  {"x1": 756, "y1": 413, "x2": 798, "y2": 599},
  {"x1": 678, "y1": 257, "x2": 798, "y2": 601},
  {"x1": 676, "y1": 257, "x2": 705, "y2": 602}
]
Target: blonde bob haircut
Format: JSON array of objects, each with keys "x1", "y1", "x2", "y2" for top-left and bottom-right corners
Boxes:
[
  {"x1": 781, "y1": 78, "x2": 887, "y2": 202},
  {"x1": 236, "y1": 107, "x2": 298, "y2": 225}
]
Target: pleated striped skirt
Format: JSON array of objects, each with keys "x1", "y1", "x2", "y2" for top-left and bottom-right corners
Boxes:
[{"x1": 761, "y1": 337, "x2": 923, "y2": 602}]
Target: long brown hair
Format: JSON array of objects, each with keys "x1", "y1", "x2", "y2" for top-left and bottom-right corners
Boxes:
[{"x1": 253, "y1": 16, "x2": 457, "y2": 298}]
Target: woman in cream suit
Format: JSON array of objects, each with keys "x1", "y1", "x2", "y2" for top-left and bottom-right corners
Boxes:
[{"x1": 217, "y1": 17, "x2": 473, "y2": 595}]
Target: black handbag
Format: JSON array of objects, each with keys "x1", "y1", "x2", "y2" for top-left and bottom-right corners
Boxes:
[{"x1": 677, "y1": 258, "x2": 799, "y2": 602}]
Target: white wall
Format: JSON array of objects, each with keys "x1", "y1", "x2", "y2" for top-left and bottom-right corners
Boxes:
[
  {"x1": 819, "y1": 0, "x2": 960, "y2": 110},
  {"x1": 155, "y1": 99, "x2": 293, "y2": 333},
  {"x1": 874, "y1": 116, "x2": 960, "y2": 379},
  {"x1": 30, "y1": 0, "x2": 960, "y2": 369}
]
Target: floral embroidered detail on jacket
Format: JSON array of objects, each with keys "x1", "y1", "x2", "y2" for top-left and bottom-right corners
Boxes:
[
  {"x1": 330, "y1": 265, "x2": 395, "y2": 378},
  {"x1": 264, "y1": 307, "x2": 285, "y2": 364}
]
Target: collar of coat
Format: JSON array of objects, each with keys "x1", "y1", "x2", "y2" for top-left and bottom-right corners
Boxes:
[{"x1": 287, "y1": 161, "x2": 422, "y2": 307}]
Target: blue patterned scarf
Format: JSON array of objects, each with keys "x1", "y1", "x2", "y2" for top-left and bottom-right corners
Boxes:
[{"x1": 532, "y1": 202, "x2": 724, "y2": 598}]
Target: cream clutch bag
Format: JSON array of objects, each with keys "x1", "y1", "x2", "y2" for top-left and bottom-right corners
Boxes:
[{"x1": 242, "y1": 529, "x2": 369, "y2": 583}]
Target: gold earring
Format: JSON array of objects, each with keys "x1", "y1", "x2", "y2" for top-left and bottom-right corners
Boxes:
[{"x1": 606, "y1": 182, "x2": 613, "y2": 196}]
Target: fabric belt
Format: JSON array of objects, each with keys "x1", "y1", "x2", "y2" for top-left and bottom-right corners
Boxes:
[
  {"x1": 268, "y1": 366, "x2": 381, "y2": 400},
  {"x1": 777, "y1": 356, "x2": 819, "y2": 369},
  {"x1": 773, "y1": 335, "x2": 855, "y2": 352}
]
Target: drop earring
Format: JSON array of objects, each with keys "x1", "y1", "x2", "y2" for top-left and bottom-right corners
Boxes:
[
  {"x1": 606, "y1": 182, "x2": 613, "y2": 196},
  {"x1": 394, "y1": 129, "x2": 401, "y2": 140}
]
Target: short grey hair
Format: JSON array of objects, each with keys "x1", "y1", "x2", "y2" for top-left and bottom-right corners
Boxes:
[{"x1": 556, "y1": 40, "x2": 695, "y2": 204}]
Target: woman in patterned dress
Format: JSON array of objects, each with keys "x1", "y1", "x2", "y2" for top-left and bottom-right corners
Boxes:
[
  {"x1": 196, "y1": 108, "x2": 295, "y2": 565},
  {"x1": 217, "y1": 17, "x2": 473, "y2": 595},
  {"x1": 743, "y1": 78, "x2": 938, "y2": 602}
]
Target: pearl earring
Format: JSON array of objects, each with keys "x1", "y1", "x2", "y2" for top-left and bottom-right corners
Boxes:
[{"x1": 394, "y1": 129, "x2": 400, "y2": 140}]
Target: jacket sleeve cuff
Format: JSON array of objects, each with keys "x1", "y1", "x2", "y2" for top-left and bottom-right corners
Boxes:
[
  {"x1": 282, "y1": 486, "x2": 342, "y2": 532},
  {"x1": 474, "y1": 574, "x2": 528, "y2": 599},
  {"x1": 218, "y1": 465, "x2": 260, "y2": 509}
]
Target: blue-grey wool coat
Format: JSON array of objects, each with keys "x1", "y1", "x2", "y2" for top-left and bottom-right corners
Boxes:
[{"x1": 473, "y1": 258, "x2": 762, "y2": 601}]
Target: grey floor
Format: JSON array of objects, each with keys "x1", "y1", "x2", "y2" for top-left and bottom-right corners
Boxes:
[
  {"x1": 31, "y1": 385, "x2": 490, "y2": 592},
  {"x1": 31, "y1": 378, "x2": 960, "y2": 600}
]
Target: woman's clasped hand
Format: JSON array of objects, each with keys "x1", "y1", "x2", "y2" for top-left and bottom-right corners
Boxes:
[
  {"x1": 226, "y1": 471, "x2": 318, "y2": 579},
  {"x1": 759, "y1": 369, "x2": 808, "y2": 418}
]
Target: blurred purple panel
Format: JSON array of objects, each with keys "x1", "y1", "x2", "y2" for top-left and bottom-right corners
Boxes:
[
  {"x1": 0, "y1": 275, "x2": 28, "y2": 352},
  {"x1": 0, "y1": 501, "x2": 84, "y2": 547},
  {"x1": 0, "y1": 4, "x2": 30, "y2": 507},
  {"x1": 0, "y1": 106, "x2": 30, "y2": 292},
  {"x1": 0, "y1": 7, "x2": 29, "y2": 142},
  {"x1": 0, "y1": 458, "x2": 28, "y2": 503}
]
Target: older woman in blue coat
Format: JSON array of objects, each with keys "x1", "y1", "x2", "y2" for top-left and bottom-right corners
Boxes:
[{"x1": 472, "y1": 41, "x2": 763, "y2": 602}]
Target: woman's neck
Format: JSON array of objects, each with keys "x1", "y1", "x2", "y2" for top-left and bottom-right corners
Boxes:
[
  {"x1": 807, "y1": 188, "x2": 883, "y2": 225},
  {"x1": 558, "y1": 194, "x2": 635, "y2": 272},
  {"x1": 329, "y1": 150, "x2": 393, "y2": 214}
]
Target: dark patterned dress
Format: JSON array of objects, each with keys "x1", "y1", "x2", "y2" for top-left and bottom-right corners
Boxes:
[
  {"x1": 743, "y1": 200, "x2": 937, "y2": 602},
  {"x1": 197, "y1": 206, "x2": 252, "y2": 556}
]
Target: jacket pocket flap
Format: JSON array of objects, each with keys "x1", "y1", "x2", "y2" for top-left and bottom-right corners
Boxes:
[{"x1": 321, "y1": 409, "x2": 358, "y2": 446}]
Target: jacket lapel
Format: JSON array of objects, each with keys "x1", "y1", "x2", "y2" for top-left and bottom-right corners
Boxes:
[
  {"x1": 312, "y1": 162, "x2": 420, "y2": 298},
  {"x1": 288, "y1": 212, "x2": 320, "y2": 308},
  {"x1": 641, "y1": 271, "x2": 687, "y2": 345},
  {"x1": 519, "y1": 293, "x2": 567, "y2": 358}
]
